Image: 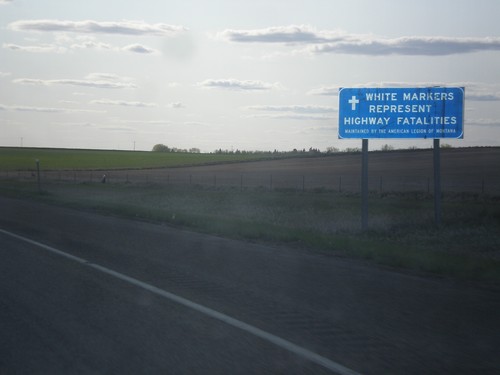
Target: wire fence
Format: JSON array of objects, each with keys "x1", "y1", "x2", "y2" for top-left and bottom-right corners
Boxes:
[{"x1": 2, "y1": 169, "x2": 500, "y2": 195}]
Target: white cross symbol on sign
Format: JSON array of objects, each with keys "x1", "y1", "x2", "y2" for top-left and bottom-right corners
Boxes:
[{"x1": 348, "y1": 95, "x2": 359, "y2": 110}]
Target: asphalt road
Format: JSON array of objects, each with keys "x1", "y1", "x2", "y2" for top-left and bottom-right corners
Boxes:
[{"x1": 1, "y1": 196, "x2": 499, "y2": 374}]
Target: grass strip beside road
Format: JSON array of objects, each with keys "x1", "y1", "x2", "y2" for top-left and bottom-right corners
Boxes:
[{"x1": 1, "y1": 180, "x2": 499, "y2": 283}]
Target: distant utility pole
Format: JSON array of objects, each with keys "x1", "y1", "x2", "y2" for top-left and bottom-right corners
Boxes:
[
  {"x1": 134, "y1": 141, "x2": 136, "y2": 151},
  {"x1": 21, "y1": 137, "x2": 23, "y2": 147}
]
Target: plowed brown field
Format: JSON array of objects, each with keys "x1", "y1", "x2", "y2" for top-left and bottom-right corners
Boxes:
[{"x1": 109, "y1": 147, "x2": 500, "y2": 193}]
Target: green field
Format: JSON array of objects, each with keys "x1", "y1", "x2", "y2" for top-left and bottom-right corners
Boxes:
[{"x1": 0, "y1": 147, "x2": 280, "y2": 171}]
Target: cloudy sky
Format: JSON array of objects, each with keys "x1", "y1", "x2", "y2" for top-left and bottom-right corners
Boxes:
[{"x1": 1, "y1": 0, "x2": 500, "y2": 152}]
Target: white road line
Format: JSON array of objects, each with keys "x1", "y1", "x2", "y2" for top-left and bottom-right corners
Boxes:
[{"x1": 0, "y1": 228, "x2": 361, "y2": 375}]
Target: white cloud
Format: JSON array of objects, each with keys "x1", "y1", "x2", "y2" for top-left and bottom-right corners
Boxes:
[
  {"x1": 219, "y1": 25, "x2": 342, "y2": 44},
  {"x1": 0, "y1": 0, "x2": 13, "y2": 5},
  {"x1": 13, "y1": 74, "x2": 137, "y2": 89},
  {"x1": 311, "y1": 36, "x2": 500, "y2": 56},
  {"x1": 197, "y1": 79, "x2": 279, "y2": 91},
  {"x1": 307, "y1": 86, "x2": 339, "y2": 96},
  {"x1": 4, "y1": 37, "x2": 158, "y2": 55},
  {"x1": 90, "y1": 99, "x2": 157, "y2": 107},
  {"x1": 245, "y1": 104, "x2": 336, "y2": 121},
  {"x1": 112, "y1": 119, "x2": 172, "y2": 126},
  {"x1": 0, "y1": 71, "x2": 12, "y2": 77},
  {"x1": 121, "y1": 44, "x2": 158, "y2": 54},
  {"x1": 3, "y1": 43, "x2": 66, "y2": 53},
  {"x1": 466, "y1": 93, "x2": 500, "y2": 101},
  {"x1": 244, "y1": 113, "x2": 335, "y2": 121},
  {"x1": 167, "y1": 102, "x2": 185, "y2": 109},
  {"x1": 8, "y1": 19, "x2": 187, "y2": 36},
  {"x1": 100, "y1": 125, "x2": 135, "y2": 132},
  {"x1": 85, "y1": 73, "x2": 127, "y2": 81},
  {"x1": 467, "y1": 118, "x2": 500, "y2": 126},
  {"x1": 0, "y1": 104, "x2": 104, "y2": 113},
  {"x1": 70, "y1": 40, "x2": 113, "y2": 51},
  {"x1": 246, "y1": 105, "x2": 337, "y2": 114},
  {"x1": 459, "y1": 82, "x2": 500, "y2": 101},
  {"x1": 220, "y1": 25, "x2": 500, "y2": 56},
  {"x1": 183, "y1": 121, "x2": 210, "y2": 127},
  {"x1": 465, "y1": 118, "x2": 500, "y2": 133}
]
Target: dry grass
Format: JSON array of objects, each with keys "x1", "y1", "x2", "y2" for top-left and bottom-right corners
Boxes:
[{"x1": 1, "y1": 179, "x2": 499, "y2": 282}]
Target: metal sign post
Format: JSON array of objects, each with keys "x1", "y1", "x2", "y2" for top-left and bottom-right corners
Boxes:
[
  {"x1": 361, "y1": 139, "x2": 369, "y2": 231},
  {"x1": 338, "y1": 87, "x2": 464, "y2": 230},
  {"x1": 433, "y1": 139, "x2": 442, "y2": 225}
]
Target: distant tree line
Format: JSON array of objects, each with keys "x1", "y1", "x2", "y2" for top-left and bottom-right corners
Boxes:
[
  {"x1": 152, "y1": 143, "x2": 454, "y2": 154},
  {"x1": 152, "y1": 144, "x2": 200, "y2": 153}
]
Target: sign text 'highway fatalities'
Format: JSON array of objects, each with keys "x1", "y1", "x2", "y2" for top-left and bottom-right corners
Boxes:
[{"x1": 338, "y1": 87, "x2": 464, "y2": 139}]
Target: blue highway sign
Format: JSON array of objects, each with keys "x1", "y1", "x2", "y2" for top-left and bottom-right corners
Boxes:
[{"x1": 338, "y1": 87, "x2": 464, "y2": 139}]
